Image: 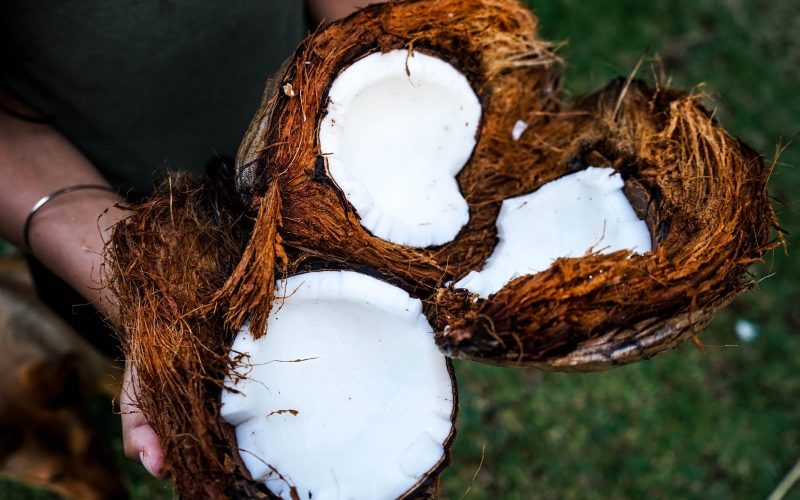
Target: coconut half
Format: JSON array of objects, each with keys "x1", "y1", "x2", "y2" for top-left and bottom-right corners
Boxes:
[
  {"x1": 319, "y1": 49, "x2": 481, "y2": 247},
  {"x1": 455, "y1": 167, "x2": 652, "y2": 297},
  {"x1": 235, "y1": 0, "x2": 561, "y2": 291},
  {"x1": 221, "y1": 271, "x2": 456, "y2": 499},
  {"x1": 432, "y1": 80, "x2": 777, "y2": 369}
]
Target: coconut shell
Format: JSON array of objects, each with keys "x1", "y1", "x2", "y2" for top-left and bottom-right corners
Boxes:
[
  {"x1": 430, "y1": 79, "x2": 779, "y2": 369},
  {"x1": 235, "y1": 0, "x2": 561, "y2": 297}
]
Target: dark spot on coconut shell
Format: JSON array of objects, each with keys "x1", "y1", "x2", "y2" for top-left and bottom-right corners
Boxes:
[
  {"x1": 566, "y1": 145, "x2": 590, "y2": 173},
  {"x1": 314, "y1": 155, "x2": 352, "y2": 216},
  {"x1": 623, "y1": 179, "x2": 651, "y2": 222},
  {"x1": 313, "y1": 155, "x2": 328, "y2": 183},
  {"x1": 657, "y1": 219, "x2": 672, "y2": 243}
]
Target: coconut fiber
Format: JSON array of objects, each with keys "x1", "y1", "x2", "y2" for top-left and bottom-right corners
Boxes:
[{"x1": 107, "y1": 0, "x2": 779, "y2": 497}]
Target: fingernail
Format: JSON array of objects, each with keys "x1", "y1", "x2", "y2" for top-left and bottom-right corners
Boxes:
[{"x1": 140, "y1": 451, "x2": 158, "y2": 477}]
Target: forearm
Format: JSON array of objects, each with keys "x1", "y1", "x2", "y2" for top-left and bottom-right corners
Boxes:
[{"x1": 0, "y1": 92, "x2": 125, "y2": 320}]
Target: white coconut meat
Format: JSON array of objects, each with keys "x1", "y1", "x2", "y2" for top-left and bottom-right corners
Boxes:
[
  {"x1": 456, "y1": 167, "x2": 652, "y2": 297},
  {"x1": 319, "y1": 49, "x2": 481, "y2": 247},
  {"x1": 220, "y1": 271, "x2": 455, "y2": 500}
]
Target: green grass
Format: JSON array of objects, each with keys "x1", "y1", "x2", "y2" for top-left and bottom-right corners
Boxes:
[{"x1": 2, "y1": 0, "x2": 799, "y2": 498}]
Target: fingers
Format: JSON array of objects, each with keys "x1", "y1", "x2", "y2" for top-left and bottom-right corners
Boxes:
[{"x1": 121, "y1": 361, "x2": 169, "y2": 479}]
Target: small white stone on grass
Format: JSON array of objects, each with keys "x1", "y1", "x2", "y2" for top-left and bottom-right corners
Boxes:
[{"x1": 735, "y1": 319, "x2": 758, "y2": 343}]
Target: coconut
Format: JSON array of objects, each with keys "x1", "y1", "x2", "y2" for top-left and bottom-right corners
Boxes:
[
  {"x1": 106, "y1": 0, "x2": 778, "y2": 497},
  {"x1": 221, "y1": 271, "x2": 456, "y2": 499},
  {"x1": 108, "y1": 171, "x2": 457, "y2": 498},
  {"x1": 234, "y1": 0, "x2": 561, "y2": 309},
  {"x1": 430, "y1": 79, "x2": 778, "y2": 369}
]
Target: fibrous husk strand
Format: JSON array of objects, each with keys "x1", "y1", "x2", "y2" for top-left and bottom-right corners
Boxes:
[
  {"x1": 107, "y1": 171, "x2": 270, "y2": 498},
  {"x1": 211, "y1": 178, "x2": 287, "y2": 339}
]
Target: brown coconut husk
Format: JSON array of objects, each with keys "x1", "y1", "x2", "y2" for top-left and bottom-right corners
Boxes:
[
  {"x1": 108, "y1": 169, "x2": 277, "y2": 498},
  {"x1": 234, "y1": 0, "x2": 561, "y2": 298},
  {"x1": 106, "y1": 0, "x2": 779, "y2": 497},
  {"x1": 108, "y1": 170, "x2": 455, "y2": 498},
  {"x1": 431, "y1": 78, "x2": 780, "y2": 369}
]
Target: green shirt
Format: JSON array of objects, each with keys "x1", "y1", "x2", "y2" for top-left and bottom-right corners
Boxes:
[{"x1": 1, "y1": 1, "x2": 305, "y2": 196}]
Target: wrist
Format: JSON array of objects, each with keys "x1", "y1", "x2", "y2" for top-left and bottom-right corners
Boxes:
[{"x1": 25, "y1": 187, "x2": 127, "y2": 322}]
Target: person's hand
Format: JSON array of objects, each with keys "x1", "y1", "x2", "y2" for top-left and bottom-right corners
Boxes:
[{"x1": 121, "y1": 361, "x2": 168, "y2": 479}]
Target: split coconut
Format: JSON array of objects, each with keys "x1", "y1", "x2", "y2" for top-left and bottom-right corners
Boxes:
[
  {"x1": 221, "y1": 271, "x2": 456, "y2": 499},
  {"x1": 235, "y1": 0, "x2": 562, "y2": 308},
  {"x1": 107, "y1": 0, "x2": 778, "y2": 497},
  {"x1": 431, "y1": 79, "x2": 778, "y2": 368}
]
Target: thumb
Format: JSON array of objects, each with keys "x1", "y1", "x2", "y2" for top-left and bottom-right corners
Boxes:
[{"x1": 120, "y1": 361, "x2": 169, "y2": 479}]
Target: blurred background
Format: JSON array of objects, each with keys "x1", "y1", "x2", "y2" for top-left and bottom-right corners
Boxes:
[{"x1": 2, "y1": 0, "x2": 798, "y2": 498}]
